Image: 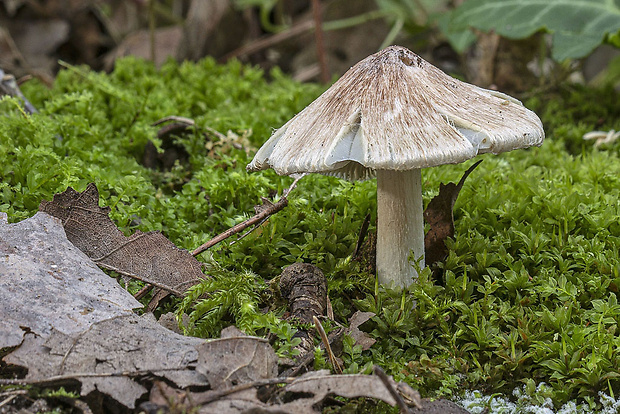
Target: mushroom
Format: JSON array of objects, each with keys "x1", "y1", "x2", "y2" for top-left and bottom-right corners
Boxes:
[{"x1": 247, "y1": 45, "x2": 544, "y2": 288}]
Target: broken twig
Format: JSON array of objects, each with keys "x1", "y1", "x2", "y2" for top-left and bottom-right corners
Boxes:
[
  {"x1": 192, "y1": 175, "x2": 304, "y2": 256},
  {"x1": 191, "y1": 376, "x2": 295, "y2": 405},
  {"x1": 373, "y1": 365, "x2": 412, "y2": 413},
  {"x1": 98, "y1": 263, "x2": 186, "y2": 297},
  {"x1": 314, "y1": 316, "x2": 342, "y2": 374},
  {"x1": 0, "y1": 366, "x2": 195, "y2": 386}
]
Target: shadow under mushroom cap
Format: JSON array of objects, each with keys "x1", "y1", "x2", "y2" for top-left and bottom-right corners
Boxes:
[{"x1": 248, "y1": 45, "x2": 544, "y2": 181}]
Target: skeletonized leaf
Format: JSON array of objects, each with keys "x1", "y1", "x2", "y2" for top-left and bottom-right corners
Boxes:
[{"x1": 39, "y1": 183, "x2": 206, "y2": 308}]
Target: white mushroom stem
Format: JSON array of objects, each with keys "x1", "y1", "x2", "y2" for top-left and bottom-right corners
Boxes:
[{"x1": 376, "y1": 169, "x2": 425, "y2": 288}]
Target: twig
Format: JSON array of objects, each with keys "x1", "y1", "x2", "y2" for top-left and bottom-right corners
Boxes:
[
  {"x1": 223, "y1": 10, "x2": 389, "y2": 62},
  {"x1": 0, "y1": 390, "x2": 28, "y2": 399},
  {"x1": 0, "y1": 395, "x2": 18, "y2": 409},
  {"x1": 353, "y1": 213, "x2": 371, "y2": 258},
  {"x1": 311, "y1": 0, "x2": 329, "y2": 84},
  {"x1": 148, "y1": 0, "x2": 156, "y2": 63},
  {"x1": 191, "y1": 376, "x2": 295, "y2": 405},
  {"x1": 0, "y1": 366, "x2": 197, "y2": 386},
  {"x1": 313, "y1": 316, "x2": 342, "y2": 374},
  {"x1": 192, "y1": 175, "x2": 304, "y2": 256},
  {"x1": 456, "y1": 159, "x2": 483, "y2": 191},
  {"x1": 326, "y1": 296, "x2": 334, "y2": 320},
  {"x1": 152, "y1": 115, "x2": 228, "y2": 140},
  {"x1": 134, "y1": 284, "x2": 153, "y2": 300},
  {"x1": 373, "y1": 365, "x2": 411, "y2": 413},
  {"x1": 152, "y1": 115, "x2": 195, "y2": 126},
  {"x1": 97, "y1": 263, "x2": 187, "y2": 296},
  {"x1": 228, "y1": 215, "x2": 269, "y2": 247},
  {"x1": 223, "y1": 20, "x2": 314, "y2": 61}
]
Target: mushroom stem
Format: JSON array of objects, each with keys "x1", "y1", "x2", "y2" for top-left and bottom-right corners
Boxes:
[{"x1": 376, "y1": 169, "x2": 425, "y2": 287}]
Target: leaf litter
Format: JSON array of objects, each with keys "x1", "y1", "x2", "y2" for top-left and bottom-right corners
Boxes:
[{"x1": 0, "y1": 193, "x2": 468, "y2": 412}]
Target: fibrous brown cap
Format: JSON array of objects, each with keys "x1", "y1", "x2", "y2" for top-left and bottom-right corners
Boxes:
[{"x1": 248, "y1": 46, "x2": 544, "y2": 180}]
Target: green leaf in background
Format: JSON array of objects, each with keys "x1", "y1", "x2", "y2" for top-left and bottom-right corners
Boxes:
[{"x1": 444, "y1": 0, "x2": 620, "y2": 61}]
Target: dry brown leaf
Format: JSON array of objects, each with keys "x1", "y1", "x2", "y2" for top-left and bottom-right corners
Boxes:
[
  {"x1": 424, "y1": 160, "x2": 482, "y2": 267},
  {"x1": 178, "y1": 0, "x2": 232, "y2": 61},
  {"x1": 147, "y1": 361, "x2": 467, "y2": 413},
  {"x1": 39, "y1": 183, "x2": 205, "y2": 309},
  {"x1": 281, "y1": 373, "x2": 468, "y2": 414}
]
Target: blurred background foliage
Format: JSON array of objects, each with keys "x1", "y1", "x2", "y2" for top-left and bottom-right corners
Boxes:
[{"x1": 1, "y1": 0, "x2": 620, "y2": 92}]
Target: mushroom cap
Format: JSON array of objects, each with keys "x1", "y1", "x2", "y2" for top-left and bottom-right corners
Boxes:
[{"x1": 247, "y1": 46, "x2": 544, "y2": 180}]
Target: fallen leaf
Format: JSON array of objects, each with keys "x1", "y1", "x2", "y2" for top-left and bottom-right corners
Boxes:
[
  {"x1": 2, "y1": 18, "x2": 69, "y2": 77},
  {"x1": 4, "y1": 313, "x2": 207, "y2": 408},
  {"x1": 424, "y1": 160, "x2": 482, "y2": 267},
  {"x1": 39, "y1": 183, "x2": 206, "y2": 309},
  {"x1": 196, "y1": 336, "x2": 278, "y2": 390},
  {"x1": 0, "y1": 212, "x2": 140, "y2": 348},
  {"x1": 188, "y1": 371, "x2": 429, "y2": 413},
  {"x1": 344, "y1": 311, "x2": 376, "y2": 351},
  {"x1": 177, "y1": 0, "x2": 231, "y2": 61},
  {"x1": 146, "y1": 380, "x2": 190, "y2": 412},
  {"x1": 220, "y1": 325, "x2": 248, "y2": 338}
]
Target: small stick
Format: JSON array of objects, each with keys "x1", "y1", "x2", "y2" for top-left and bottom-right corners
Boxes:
[
  {"x1": 223, "y1": 20, "x2": 314, "y2": 61},
  {"x1": 152, "y1": 115, "x2": 195, "y2": 126},
  {"x1": 313, "y1": 316, "x2": 342, "y2": 374},
  {"x1": 134, "y1": 284, "x2": 153, "y2": 300},
  {"x1": 0, "y1": 366, "x2": 198, "y2": 386},
  {"x1": 311, "y1": 0, "x2": 329, "y2": 83},
  {"x1": 148, "y1": 0, "x2": 156, "y2": 63},
  {"x1": 229, "y1": 215, "x2": 269, "y2": 246},
  {"x1": 326, "y1": 295, "x2": 334, "y2": 321},
  {"x1": 0, "y1": 395, "x2": 18, "y2": 409},
  {"x1": 373, "y1": 365, "x2": 411, "y2": 413},
  {"x1": 191, "y1": 376, "x2": 295, "y2": 405},
  {"x1": 353, "y1": 213, "x2": 371, "y2": 258},
  {"x1": 152, "y1": 116, "x2": 228, "y2": 141},
  {"x1": 192, "y1": 175, "x2": 304, "y2": 256},
  {"x1": 97, "y1": 263, "x2": 186, "y2": 297}
]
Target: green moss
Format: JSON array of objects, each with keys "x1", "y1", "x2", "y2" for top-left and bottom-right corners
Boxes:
[{"x1": 2, "y1": 57, "x2": 620, "y2": 408}]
